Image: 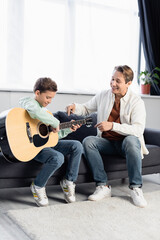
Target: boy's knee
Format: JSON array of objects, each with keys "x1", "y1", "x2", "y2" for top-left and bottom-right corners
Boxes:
[
  {"x1": 49, "y1": 153, "x2": 64, "y2": 168},
  {"x1": 72, "y1": 140, "x2": 83, "y2": 153},
  {"x1": 58, "y1": 154, "x2": 65, "y2": 166}
]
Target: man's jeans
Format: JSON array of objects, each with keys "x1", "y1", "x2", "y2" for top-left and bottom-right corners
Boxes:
[
  {"x1": 82, "y1": 135, "x2": 142, "y2": 188},
  {"x1": 34, "y1": 140, "x2": 83, "y2": 187}
]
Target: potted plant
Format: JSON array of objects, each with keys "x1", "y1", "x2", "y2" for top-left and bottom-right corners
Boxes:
[{"x1": 139, "y1": 67, "x2": 160, "y2": 94}]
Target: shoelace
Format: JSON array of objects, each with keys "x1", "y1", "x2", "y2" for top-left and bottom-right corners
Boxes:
[
  {"x1": 67, "y1": 184, "x2": 75, "y2": 196},
  {"x1": 36, "y1": 187, "x2": 47, "y2": 200},
  {"x1": 94, "y1": 186, "x2": 105, "y2": 194},
  {"x1": 133, "y1": 188, "x2": 143, "y2": 197}
]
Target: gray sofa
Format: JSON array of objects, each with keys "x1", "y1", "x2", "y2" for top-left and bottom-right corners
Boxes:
[{"x1": 0, "y1": 111, "x2": 160, "y2": 189}]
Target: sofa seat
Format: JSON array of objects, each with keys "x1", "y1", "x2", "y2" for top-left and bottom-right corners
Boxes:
[{"x1": 0, "y1": 111, "x2": 160, "y2": 188}]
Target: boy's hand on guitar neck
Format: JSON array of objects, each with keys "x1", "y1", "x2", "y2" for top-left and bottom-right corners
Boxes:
[
  {"x1": 70, "y1": 120, "x2": 81, "y2": 132},
  {"x1": 52, "y1": 126, "x2": 60, "y2": 133},
  {"x1": 66, "y1": 104, "x2": 76, "y2": 116},
  {"x1": 52, "y1": 121, "x2": 81, "y2": 133}
]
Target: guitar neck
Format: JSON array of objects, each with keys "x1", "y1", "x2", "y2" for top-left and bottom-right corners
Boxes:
[{"x1": 59, "y1": 119, "x2": 86, "y2": 130}]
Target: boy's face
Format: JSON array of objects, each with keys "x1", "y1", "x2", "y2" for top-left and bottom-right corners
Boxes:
[{"x1": 35, "y1": 90, "x2": 56, "y2": 107}]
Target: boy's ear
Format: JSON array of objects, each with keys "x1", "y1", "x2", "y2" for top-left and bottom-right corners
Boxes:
[{"x1": 35, "y1": 90, "x2": 40, "y2": 96}]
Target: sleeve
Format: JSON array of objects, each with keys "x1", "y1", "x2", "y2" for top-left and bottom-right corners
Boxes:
[
  {"x1": 74, "y1": 94, "x2": 98, "y2": 116},
  {"x1": 19, "y1": 97, "x2": 60, "y2": 128},
  {"x1": 58, "y1": 128, "x2": 72, "y2": 140}
]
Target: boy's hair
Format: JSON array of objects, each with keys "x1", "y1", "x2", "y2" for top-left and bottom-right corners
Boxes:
[
  {"x1": 33, "y1": 77, "x2": 58, "y2": 93},
  {"x1": 114, "y1": 65, "x2": 134, "y2": 83}
]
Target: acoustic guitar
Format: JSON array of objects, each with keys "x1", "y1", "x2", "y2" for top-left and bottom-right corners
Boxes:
[{"x1": 0, "y1": 108, "x2": 92, "y2": 163}]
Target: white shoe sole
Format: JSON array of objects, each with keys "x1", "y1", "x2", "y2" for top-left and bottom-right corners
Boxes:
[{"x1": 88, "y1": 193, "x2": 111, "y2": 201}]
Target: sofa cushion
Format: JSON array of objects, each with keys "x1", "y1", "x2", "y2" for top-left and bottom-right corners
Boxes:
[
  {"x1": 53, "y1": 111, "x2": 97, "y2": 142},
  {"x1": 142, "y1": 145, "x2": 160, "y2": 167}
]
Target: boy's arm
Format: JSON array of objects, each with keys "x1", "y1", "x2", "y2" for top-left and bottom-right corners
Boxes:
[
  {"x1": 58, "y1": 129, "x2": 72, "y2": 139},
  {"x1": 19, "y1": 97, "x2": 60, "y2": 128},
  {"x1": 58, "y1": 120, "x2": 81, "y2": 139},
  {"x1": 19, "y1": 97, "x2": 78, "y2": 140}
]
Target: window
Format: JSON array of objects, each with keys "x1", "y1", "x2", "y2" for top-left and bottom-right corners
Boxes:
[{"x1": 0, "y1": 0, "x2": 140, "y2": 93}]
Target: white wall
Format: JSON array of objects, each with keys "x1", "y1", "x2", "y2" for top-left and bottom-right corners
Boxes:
[
  {"x1": 0, "y1": 90, "x2": 160, "y2": 129},
  {"x1": 140, "y1": 95, "x2": 160, "y2": 129},
  {"x1": 0, "y1": 90, "x2": 91, "y2": 113}
]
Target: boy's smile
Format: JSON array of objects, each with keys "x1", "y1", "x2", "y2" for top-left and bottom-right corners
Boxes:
[{"x1": 35, "y1": 90, "x2": 56, "y2": 107}]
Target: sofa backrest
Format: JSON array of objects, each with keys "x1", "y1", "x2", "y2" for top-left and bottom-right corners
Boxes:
[{"x1": 54, "y1": 111, "x2": 158, "y2": 145}]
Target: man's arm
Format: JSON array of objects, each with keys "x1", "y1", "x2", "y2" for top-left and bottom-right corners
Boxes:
[{"x1": 66, "y1": 94, "x2": 99, "y2": 116}]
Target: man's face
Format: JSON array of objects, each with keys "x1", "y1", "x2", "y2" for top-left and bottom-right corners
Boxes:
[
  {"x1": 35, "y1": 90, "x2": 56, "y2": 107},
  {"x1": 110, "y1": 70, "x2": 132, "y2": 97}
]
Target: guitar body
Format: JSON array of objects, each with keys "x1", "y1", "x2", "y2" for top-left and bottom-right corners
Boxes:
[{"x1": 0, "y1": 108, "x2": 58, "y2": 162}]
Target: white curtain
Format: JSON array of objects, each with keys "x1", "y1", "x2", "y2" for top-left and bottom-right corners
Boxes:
[{"x1": 0, "y1": 0, "x2": 140, "y2": 93}]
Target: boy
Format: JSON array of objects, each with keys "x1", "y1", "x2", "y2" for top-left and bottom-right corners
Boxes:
[{"x1": 19, "y1": 77, "x2": 83, "y2": 207}]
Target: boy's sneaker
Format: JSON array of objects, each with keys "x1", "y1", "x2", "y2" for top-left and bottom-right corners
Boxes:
[
  {"x1": 130, "y1": 187, "x2": 147, "y2": 208},
  {"x1": 30, "y1": 182, "x2": 49, "y2": 207},
  {"x1": 60, "y1": 179, "x2": 76, "y2": 203},
  {"x1": 88, "y1": 185, "x2": 111, "y2": 201}
]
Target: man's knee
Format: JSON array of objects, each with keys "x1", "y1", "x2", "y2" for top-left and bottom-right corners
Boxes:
[
  {"x1": 82, "y1": 136, "x2": 96, "y2": 149},
  {"x1": 123, "y1": 136, "x2": 141, "y2": 152}
]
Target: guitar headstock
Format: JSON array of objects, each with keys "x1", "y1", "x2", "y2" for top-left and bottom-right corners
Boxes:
[{"x1": 85, "y1": 117, "x2": 93, "y2": 127}]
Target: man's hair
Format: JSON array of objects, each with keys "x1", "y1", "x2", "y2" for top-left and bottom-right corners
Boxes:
[
  {"x1": 33, "y1": 77, "x2": 58, "y2": 93},
  {"x1": 114, "y1": 65, "x2": 134, "y2": 83}
]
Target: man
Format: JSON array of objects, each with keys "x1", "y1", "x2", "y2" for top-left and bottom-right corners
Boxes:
[
  {"x1": 19, "y1": 77, "x2": 83, "y2": 207},
  {"x1": 66, "y1": 65, "x2": 149, "y2": 208}
]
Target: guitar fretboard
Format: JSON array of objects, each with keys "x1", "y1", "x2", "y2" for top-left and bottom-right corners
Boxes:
[{"x1": 59, "y1": 119, "x2": 86, "y2": 130}]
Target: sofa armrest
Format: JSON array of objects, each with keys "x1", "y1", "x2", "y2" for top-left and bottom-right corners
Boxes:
[{"x1": 144, "y1": 128, "x2": 160, "y2": 147}]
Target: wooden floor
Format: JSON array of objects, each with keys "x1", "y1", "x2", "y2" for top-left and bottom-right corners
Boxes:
[{"x1": 0, "y1": 175, "x2": 159, "y2": 240}]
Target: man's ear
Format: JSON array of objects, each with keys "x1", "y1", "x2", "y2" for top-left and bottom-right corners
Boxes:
[{"x1": 127, "y1": 81, "x2": 132, "y2": 87}]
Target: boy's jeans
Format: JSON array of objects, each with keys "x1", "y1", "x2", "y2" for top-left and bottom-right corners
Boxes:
[
  {"x1": 34, "y1": 140, "x2": 83, "y2": 187},
  {"x1": 82, "y1": 135, "x2": 142, "y2": 188}
]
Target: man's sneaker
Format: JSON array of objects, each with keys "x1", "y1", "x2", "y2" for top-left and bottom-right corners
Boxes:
[
  {"x1": 88, "y1": 185, "x2": 111, "y2": 201},
  {"x1": 30, "y1": 182, "x2": 49, "y2": 207},
  {"x1": 60, "y1": 179, "x2": 76, "y2": 203},
  {"x1": 130, "y1": 187, "x2": 147, "y2": 208}
]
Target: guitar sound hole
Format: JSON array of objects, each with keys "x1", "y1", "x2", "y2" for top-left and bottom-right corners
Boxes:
[{"x1": 39, "y1": 124, "x2": 48, "y2": 137}]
